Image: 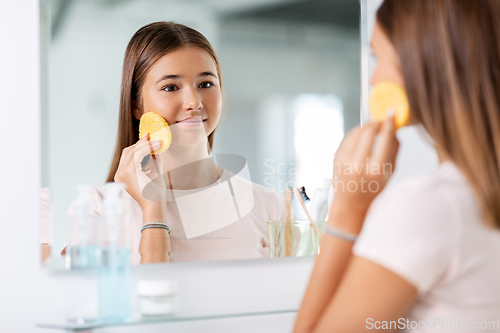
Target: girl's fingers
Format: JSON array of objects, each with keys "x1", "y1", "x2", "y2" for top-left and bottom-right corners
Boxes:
[
  {"x1": 386, "y1": 138, "x2": 400, "y2": 175},
  {"x1": 119, "y1": 136, "x2": 161, "y2": 171},
  {"x1": 371, "y1": 116, "x2": 398, "y2": 167},
  {"x1": 134, "y1": 139, "x2": 161, "y2": 153},
  {"x1": 119, "y1": 146, "x2": 133, "y2": 166},
  {"x1": 333, "y1": 125, "x2": 364, "y2": 179},
  {"x1": 354, "y1": 121, "x2": 382, "y2": 162},
  {"x1": 119, "y1": 134, "x2": 149, "y2": 165},
  {"x1": 335, "y1": 125, "x2": 362, "y2": 162},
  {"x1": 133, "y1": 139, "x2": 161, "y2": 165}
]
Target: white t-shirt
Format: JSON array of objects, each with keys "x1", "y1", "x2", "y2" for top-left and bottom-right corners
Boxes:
[
  {"x1": 354, "y1": 162, "x2": 500, "y2": 332},
  {"x1": 67, "y1": 169, "x2": 286, "y2": 264}
]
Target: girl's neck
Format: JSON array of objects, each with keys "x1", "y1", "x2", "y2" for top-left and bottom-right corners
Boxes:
[
  {"x1": 160, "y1": 140, "x2": 220, "y2": 190},
  {"x1": 162, "y1": 140, "x2": 211, "y2": 170},
  {"x1": 436, "y1": 146, "x2": 451, "y2": 164}
]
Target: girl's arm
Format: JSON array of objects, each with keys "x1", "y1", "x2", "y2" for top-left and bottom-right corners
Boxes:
[
  {"x1": 42, "y1": 243, "x2": 51, "y2": 263},
  {"x1": 295, "y1": 117, "x2": 416, "y2": 332},
  {"x1": 139, "y1": 202, "x2": 170, "y2": 263},
  {"x1": 115, "y1": 135, "x2": 171, "y2": 263},
  {"x1": 294, "y1": 209, "x2": 417, "y2": 332}
]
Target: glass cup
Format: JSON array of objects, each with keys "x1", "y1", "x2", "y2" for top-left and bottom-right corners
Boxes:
[{"x1": 267, "y1": 220, "x2": 321, "y2": 257}]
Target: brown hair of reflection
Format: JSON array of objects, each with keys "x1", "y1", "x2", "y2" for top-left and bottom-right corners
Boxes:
[
  {"x1": 106, "y1": 21, "x2": 223, "y2": 183},
  {"x1": 377, "y1": 0, "x2": 500, "y2": 227}
]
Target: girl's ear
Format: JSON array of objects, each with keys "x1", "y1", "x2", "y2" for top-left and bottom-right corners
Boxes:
[{"x1": 132, "y1": 99, "x2": 142, "y2": 120}]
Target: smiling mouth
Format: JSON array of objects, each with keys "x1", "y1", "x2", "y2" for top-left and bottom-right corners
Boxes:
[
  {"x1": 175, "y1": 117, "x2": 207, "y2": 128},
  {"x1": 176, "y1": 118, "x2": 207, "y2": 123}
]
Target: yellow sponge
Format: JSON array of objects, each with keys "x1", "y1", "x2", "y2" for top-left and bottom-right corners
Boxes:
[
  {"x1": 369, "y1": 82, "x2": 410, "y2": 129},
  {"x1": 139, "y1": 112, "x2": 172, "y2": 155}
]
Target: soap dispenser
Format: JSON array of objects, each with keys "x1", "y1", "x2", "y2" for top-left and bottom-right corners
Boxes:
[
  {"x1": 66, "y1": 185, "x2": 100, "y2": 269},
  {"x1": 98, "y1": 182, "x2": 131, "y2": 323}
]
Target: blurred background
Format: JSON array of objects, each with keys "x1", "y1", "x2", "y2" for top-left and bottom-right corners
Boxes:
[{"x1": 44, "y1": 0, "x2": 360, "y2": 252}]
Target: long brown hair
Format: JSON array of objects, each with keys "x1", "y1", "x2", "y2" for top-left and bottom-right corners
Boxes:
[
  {"x1": 106, "y1": 21, "x2": 223, "y2": 183},
  {"x1": 377, "y1": 0, "x2": 500, "y2": 227}
]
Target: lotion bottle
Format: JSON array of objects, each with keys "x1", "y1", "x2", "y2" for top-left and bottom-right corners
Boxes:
[
  {"x1": 66, "y1": 185, "x2": 99, "y2": 269},
  {"x1": 98, "y1": 182, "x2": 131, "y2": 323}
]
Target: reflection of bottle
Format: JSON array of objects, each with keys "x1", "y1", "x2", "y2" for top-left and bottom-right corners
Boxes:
[
  {"x1": 309, "y1": 178, "x2": 332, "y2": 232},
  {"x1": 137, "y1": 280, "x2": 180, "y2": 318},
  {"x1": 66, "y1": 185, "x2": 99, "y2": 269},
  {"x1": 98, "y1": 182, "x2": 131, "y2": 323}
]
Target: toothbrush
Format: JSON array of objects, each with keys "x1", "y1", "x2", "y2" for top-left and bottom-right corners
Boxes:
[
  {"x1": 293, "y1": 188, "x2": 322, "y2": 237},
  {"x1": 298, "y1": 186, "x2": 310, "y2": 203}
]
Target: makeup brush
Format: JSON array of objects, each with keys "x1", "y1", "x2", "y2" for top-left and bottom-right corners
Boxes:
[{"x1": 285, "y1": 187, "x2": 292, "y2": 224}]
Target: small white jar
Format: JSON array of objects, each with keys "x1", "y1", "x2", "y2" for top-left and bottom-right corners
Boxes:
[{"x1": 137, "y1": 280, "x2": 179, "y2": 317}]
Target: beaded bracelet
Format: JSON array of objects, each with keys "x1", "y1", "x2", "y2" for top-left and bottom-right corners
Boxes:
[
  {"x1": 141, "y1": 222, "x2": 171, "y2": 234},
  {"x1": 324, "y1": 225, "x2": 357, "y2": 243}
]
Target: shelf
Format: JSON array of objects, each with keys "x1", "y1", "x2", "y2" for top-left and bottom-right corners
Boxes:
[{"x1": 37, "y1": 309, "x2": 296, "y2": 331}]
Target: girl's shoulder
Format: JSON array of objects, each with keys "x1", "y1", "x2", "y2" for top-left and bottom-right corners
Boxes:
[
  {"x1": 355, "y1": 163, "x2": 495, "y2": 295},
  {"x1": 358, "y1": 162, "x2": 475, "y2": 269},
  {"x1": 375, "y1": 161, "x2": 471, "y2": 214}
]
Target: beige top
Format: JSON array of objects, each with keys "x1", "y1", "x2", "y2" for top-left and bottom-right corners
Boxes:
[
  {"x1": 355, "y1": 162, "x2": 500, "y2": 331},
  {"x1": 66, "y1": 169, "x2": 286, "y2": 264}
]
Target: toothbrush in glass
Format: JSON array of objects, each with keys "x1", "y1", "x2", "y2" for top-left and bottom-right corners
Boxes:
[{"x1": 293, "y1": 187, "x2": 322, "y2": 237}]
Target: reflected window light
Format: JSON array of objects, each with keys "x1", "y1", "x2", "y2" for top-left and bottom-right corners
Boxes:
[{"x1": 293, "y1": 94, "x2": 344, "y2": 195}]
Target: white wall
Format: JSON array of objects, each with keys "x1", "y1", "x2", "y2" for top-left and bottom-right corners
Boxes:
[
  {"x1": 217, "y1": 20, "x2": 360, "y2": 187},
  {"x1": 0, "y1": 1, "x2": 314, "y2": 332}
]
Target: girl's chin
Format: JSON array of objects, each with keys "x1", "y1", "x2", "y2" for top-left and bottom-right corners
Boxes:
[{"x1": 169, "y1": 123, "x2": 211, "y2": 146}]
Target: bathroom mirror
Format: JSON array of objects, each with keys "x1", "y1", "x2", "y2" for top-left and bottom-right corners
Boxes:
[{"x1": 41, "y1": 0, "x2": 361, "y2": 268}]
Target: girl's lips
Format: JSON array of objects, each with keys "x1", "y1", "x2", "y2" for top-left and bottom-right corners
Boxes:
[{"x1": 176, "y1": 117, "x2": 206, "y2": 128}]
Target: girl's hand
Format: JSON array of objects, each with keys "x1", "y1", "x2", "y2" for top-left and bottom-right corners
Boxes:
[
  {"x1": 114, "y1": 134, "x2": 163, "y2": 213},
  {"x1": 329, "y1": 116, "x2": 399, "y2": 233}
]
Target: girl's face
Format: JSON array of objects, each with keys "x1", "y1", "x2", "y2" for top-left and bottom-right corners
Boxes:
[
  {"x1": 135, "y1": 46, "x2": 222, "y2": 140},
  {"x1": 370, "y1": 21, "x2": 404, "y2": 87}
]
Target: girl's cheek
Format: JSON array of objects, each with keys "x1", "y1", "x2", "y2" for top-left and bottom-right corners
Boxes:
[
  {"x1": 370, "y1": 67, "x2": 381, "y2": 86},
  {"x1": 153, "y1": 110, "x2": 174, "y2": 125}
]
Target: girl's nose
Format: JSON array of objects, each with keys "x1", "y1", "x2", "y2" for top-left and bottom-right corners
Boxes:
[{"x1": 183, "y1": 87, "x2": 203, "y2": 111}]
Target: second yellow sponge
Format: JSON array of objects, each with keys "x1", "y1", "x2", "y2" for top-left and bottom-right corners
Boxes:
[{"x1": 369, "y1": 82, "x2": 410, "y2": 129}]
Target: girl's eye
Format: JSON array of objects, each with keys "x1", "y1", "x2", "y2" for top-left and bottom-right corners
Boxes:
[
  {"x1": 163, "y1": 84, "x2": 179, "y2": 92},
  {"x1": 198, "y1": 81, "x2": 213, "y2": 89}
]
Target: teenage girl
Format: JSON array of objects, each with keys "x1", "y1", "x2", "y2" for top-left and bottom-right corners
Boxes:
[
  {"x1": 104, "y1": 22, "x2": 286, "y2": 264},
  {"x1": 295, "y1": 0, "x2": 500, "y2": 331}
]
